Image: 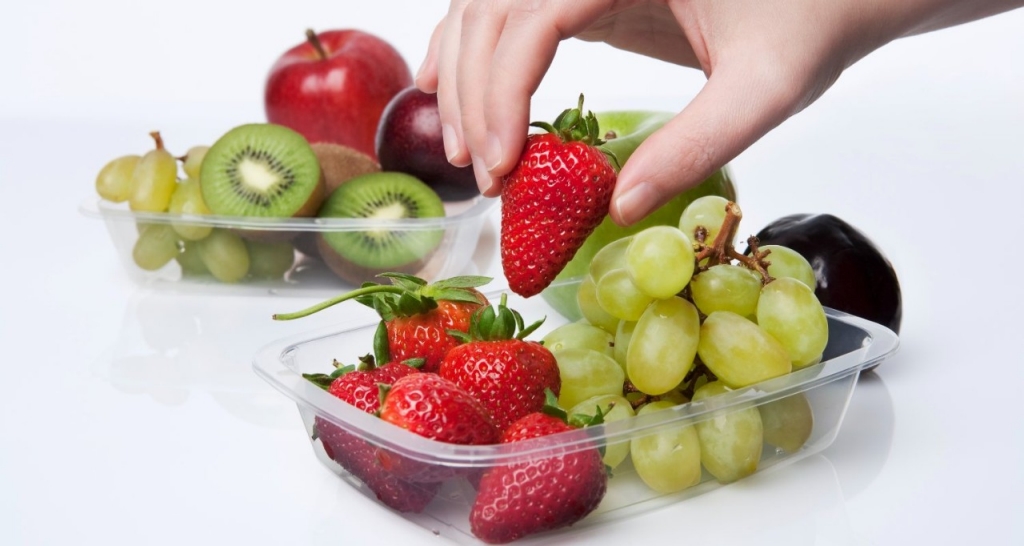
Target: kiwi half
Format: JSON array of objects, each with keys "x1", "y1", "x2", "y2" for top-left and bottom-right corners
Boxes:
[
  {"x1": 200, "y1": 123, "x2": 324, "y2": 221},
  {"x1": 295, "y1": 143, "x2": 382, "y2": 259},
  {"x1": 316, "y1": 172, "x2": 446, "y2": 284}
]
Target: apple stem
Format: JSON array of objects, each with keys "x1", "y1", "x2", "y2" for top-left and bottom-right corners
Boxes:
[
  {"x1": 149, "y1": 131, "x2": 165, "y2": 151},
  {"x1": 305, "y1": 29, "x2": 328, "y2": 60}
]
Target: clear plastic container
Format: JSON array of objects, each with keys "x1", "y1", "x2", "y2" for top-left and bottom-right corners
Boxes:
[
  {"x1": 79, "y1": 195, "x2": 497, "y2": 295},
  {"x1": 253, "y1": 285, "x2": 898, "y2": 544}
]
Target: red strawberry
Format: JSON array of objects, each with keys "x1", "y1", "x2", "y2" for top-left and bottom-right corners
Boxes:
[
  {"x1": 501, "y1": 95, "x2": 617, "y2": 297},
  {"x1": 323, "y1": 356, "x2": 422, "y2": 413},
  {"x1": 439, "y1": 293, "x2": 559, "y2": 431},
  {"x1": 377, "y1": 373, "x2": 501, "y2": 482},
  {"x1": 470, "y1": 410, "x2": 608, "y2": 543},
  {"x1": 313, "y1": 417, "x2": 441, "y2": 513},
  {"x1": 275, "y1": 273, "x2": 490, "y2": 373},
  {"x1": 305, "y1": 357, "x2": 438, "y2": 513}
]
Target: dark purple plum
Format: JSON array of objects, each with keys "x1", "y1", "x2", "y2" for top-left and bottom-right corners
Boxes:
[
  {"x1": 754, "y1": 214, "x2": 902, "y2": 358},
  {"x1": 375, "y1": 87, "x2": 479, "y2": 201}
]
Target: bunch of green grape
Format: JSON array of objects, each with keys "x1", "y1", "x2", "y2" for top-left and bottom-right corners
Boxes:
[
  {"x1": 95, "y1": 134, "x2": 293, "y2": 283},
  {"x1": 542, "y1": 196, "x2": 822, "y2": 493}
]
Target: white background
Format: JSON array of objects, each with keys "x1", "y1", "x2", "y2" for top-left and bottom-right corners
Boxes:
[{"x1": 2, "y1": 1, "x2": 1024, "y2": 545}]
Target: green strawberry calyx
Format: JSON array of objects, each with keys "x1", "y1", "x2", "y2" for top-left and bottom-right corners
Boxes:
[
  {"x1": 273, "y1": 273, "x2": 491, "y2": 321},
  {"x1": 531, "y1": 94, "x2": 608, "y2": 151},
  {"x1": 448, "y1": 293, "x2": 544, "y2": 343},
  {"x1": 302, "y1": 354, "x2": 424, "y2": 391}
]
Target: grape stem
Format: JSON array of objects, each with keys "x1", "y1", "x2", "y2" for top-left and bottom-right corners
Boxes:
[
  {"x1": 149, "y1": 131, "x2": 165, "y2": 152},
  {"x1": 693, "y1": 201, "x2": 776, "y2": 285}
]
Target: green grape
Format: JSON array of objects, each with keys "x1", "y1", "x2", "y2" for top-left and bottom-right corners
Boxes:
[
  {"x1": 132, "y1": 224, "x2": 180, "y2": 271},
  {"x1": 129, "y1": 132, "x2": 179, "y2": 212},
  {"x1": 627, "y1": 296, "x2": 699, "y2": 396},
  {"x1": 612, "y1": 319, "x2": 636, "y2": 371},
  {"x1": 588, "y1": 236, "x2": 632, "y2": 283},
  {"x1": 577, "y1": 275, "x2": 620, "y2": 334},
  {"x1": 181, "y1": 145, "x2": 210, "y2": 180},
  {"x1": 246, "y1": 240, "x2": 296, "y2": 280},
  {"x1": 596, "y1": 268, "x2": 654, "y2": 321},
  {"x1": 759, "y1": 392, "x2": 814, "y2": 453},
  {"x1": 690, "y1": 264, "x2": 762, "y2": 317},
  {"x1": 542, "y1": 320, "x2": 615, "y2": 357},
  {"x1": 175, "y1": 240, "x2": 208, "y2": 276},
  {"x1": 569, "y1": 394, "x2": 635, "y2": 469},
  {"x1": 760, "y1": 245, "x2": 816, "y2": 290},
  {"x1": 698, "y1": 311, "x2": 792, "y2": 388},
  {"x1": 693, "y1": 381, "x2": 763, "y2": 483},
  {"x1": 552, "y1": 348, "x2": 625, "y2": 410},
  {"x1": 757, "y1": 277, "x2": 829, "y2": 369},
  {"x1": 679, "y1": 195, "x2": 730, "y2": 245},
  {"x1": 657, "y1": 388, "x2": 690, "y2": 406},
  {"x1": 168, "y1": 178, "x2": 213, "y2": 241},
  {"x1": 625, "y1": 226, "x2": 694, "y2": 299},
  {"x1": 630, "y1": 400, "x2": 702, "y2": 494},
  {"x1": 95, "y1": 155, "x2": 141, "y2": 202},
  {"x1": 198, "y1": 229, "x2": 250, "y2": 283}
]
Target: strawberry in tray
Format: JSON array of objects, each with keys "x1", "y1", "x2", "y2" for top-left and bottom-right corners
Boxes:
[
  {"x1": 501, "y1": 95, "x2": 618, "y2": 298},
  {"x1": 376, "y1": 372, "x2": 501, "y2": 482},
  {"x1": 303, "y1": 355, "x2": 440, "y2": 513},
  {"x1": 470, "y1": 400, "x2": 609, "y2": 544},
  {"x1": 275, "y1": 273, "x2": 490, "y2": 373},
  {"x1": 439, "y1": 293, "x2": 560, "y2": 432}
]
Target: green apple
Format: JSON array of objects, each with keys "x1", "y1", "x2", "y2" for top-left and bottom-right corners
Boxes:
[{"x1": 540, "y1": 110, "x2": 738, "y2": 320}]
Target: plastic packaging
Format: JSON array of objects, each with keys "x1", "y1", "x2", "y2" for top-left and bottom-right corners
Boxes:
[
  {"x1": 79, "y1": 195, "x2": 497, "y2": 294},
  {"x1": 252, "y1": 282, "x2": 899, "y2": 544}
]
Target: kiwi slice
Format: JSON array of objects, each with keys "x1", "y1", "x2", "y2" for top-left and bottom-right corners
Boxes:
[
  {"x1": 316, "y1": 172, "x2": 446, "y2": 283},
  {"x1": 312, "y1": 142, "x2": 381, "y2": 195},
  {"x1": 200, "y1": 123, "x2": 324, "y2": 219}
]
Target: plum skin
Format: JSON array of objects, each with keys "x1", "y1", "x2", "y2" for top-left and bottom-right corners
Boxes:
[
  {"x1": 375, "y1": 87, "x2": 479, "y2": 201},
  {"x1": 754, "y1": 213, "x2": 903, "y2": 339}
]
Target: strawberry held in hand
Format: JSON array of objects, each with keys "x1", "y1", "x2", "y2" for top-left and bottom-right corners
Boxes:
[
  {"x1": 439, "y1": 293, "x2": 559, "y2": 431},
  {"x1": 501, "y1": 95, "x2": 618, "y2": 297},
  {"x1": 470, "y1": 404, "x2": 609, "y2": 544},
  {"x1": 275, "y1": 273, "x2": 490, "y2": 373}
]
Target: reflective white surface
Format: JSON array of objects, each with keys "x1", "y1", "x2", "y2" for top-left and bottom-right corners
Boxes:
[{"x1": 2, "y1": 4, "x2": 1024, "y2": 545}]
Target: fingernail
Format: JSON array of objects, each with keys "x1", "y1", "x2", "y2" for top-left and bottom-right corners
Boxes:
[
  {"x1": 485, "y1": 133, "x2": 502, "y2": 172},
  {"x1": 472, "y1": 156, "x2": 495, "y2": 194},
  {"x1": 442, "y1": 124, "x2": 459, "y2": 162},
  {"x1": 614, "y1": 183, "x2": 659, "y2": 225}
]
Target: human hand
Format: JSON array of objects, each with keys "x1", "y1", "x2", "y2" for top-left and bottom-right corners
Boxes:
[{"x1": 415, "y1": 0, "x2": 1021, "y2": 226}]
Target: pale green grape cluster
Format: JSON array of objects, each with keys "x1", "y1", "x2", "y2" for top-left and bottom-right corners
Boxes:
[
  {"x1": 96, "y1": 135, "x2": 294, "y2": 282},
  {"x1": 549, "y1": 195, "x2": 826, "y2": 494}
]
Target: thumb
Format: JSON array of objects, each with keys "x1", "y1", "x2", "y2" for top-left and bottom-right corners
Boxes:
[{"x1": 609, "y1": 62, "x2": 804, "y2": 226}]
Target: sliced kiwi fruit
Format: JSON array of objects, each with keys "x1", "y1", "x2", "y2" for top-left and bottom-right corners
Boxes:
[
  {"x1": 316, "y1": 172, "x2": 446, "y2": 284},
  {"x1": 295, "y1": 143, "x2": 381, "y2": 259},
  {"x1": 200, "y1": 123, "x2": 324, "y2": 241}
]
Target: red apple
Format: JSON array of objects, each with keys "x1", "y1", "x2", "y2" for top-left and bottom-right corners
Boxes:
[
  {"x1": 265, "y1": 29, "x2": 413, "y2": 160},
  {"x1": 376, "y1": 87, "x2": 480, "y2": 201}
]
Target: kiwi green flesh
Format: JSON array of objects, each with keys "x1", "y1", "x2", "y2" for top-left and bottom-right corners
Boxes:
[
  {"x1": 200, "y1": 123, "x2": 322, "y2": 218},
  {"x1": 318, "y1": 172, "x2": 445, "y2": 269}
]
